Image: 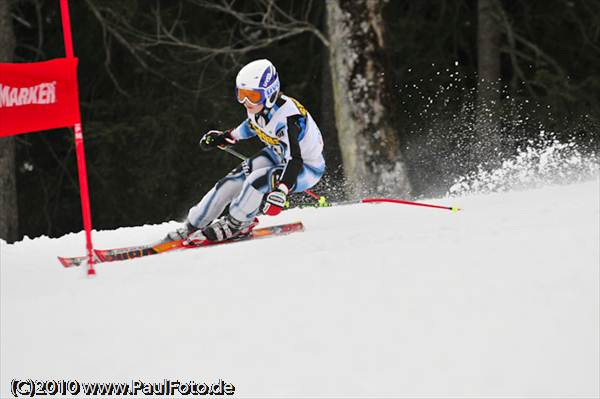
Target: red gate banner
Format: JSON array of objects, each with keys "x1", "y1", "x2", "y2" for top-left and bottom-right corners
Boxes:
[{"x1": 0, "y1": 58, "x2": 80, "y2": 137}]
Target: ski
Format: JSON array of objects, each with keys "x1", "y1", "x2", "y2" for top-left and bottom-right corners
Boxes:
[
  {"x1": 58, "y1": 221, "x2": 304, "y2": 267},
  {"x1": 58, "y1": 254, "x2": 98, "y2": 268}
]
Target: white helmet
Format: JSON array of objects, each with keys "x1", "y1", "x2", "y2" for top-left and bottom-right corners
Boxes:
[{"x1": 235, "y1": 59, "x2": 280, "y2": 108}]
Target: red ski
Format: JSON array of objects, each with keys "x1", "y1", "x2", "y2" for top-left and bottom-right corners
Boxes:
[{"x1": 58, "y1": 221, "x2": 303, "y2": 267}]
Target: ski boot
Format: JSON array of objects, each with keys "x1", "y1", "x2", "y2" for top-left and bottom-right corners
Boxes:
[
  {"x1": 165, "y1": 220, "x2": 198, "y2": 242},
  {"x1": 188, "y1": 215, "x2": 259, "y2": 244}
]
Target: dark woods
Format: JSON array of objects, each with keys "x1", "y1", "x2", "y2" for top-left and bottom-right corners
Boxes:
[{"x1": 1, "y1": 0, "x2": 598, "y2": 242}]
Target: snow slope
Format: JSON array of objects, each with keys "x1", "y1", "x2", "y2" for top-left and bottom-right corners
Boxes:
[{"x1": 1, "y1": 179, "x2": 599, "y2": 398}]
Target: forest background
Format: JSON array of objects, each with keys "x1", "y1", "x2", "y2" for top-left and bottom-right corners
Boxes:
[{"x1": 0, "y1": 0, "x2": 598, "y2": 242}]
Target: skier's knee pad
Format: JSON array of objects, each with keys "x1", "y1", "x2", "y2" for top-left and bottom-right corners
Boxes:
[{"x1": 250, "y1": 166, "x2": 285, "y2": 193}]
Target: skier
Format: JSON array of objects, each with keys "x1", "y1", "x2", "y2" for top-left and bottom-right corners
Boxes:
[{"x1": 167, "y1": 59, "x2": 325, "y2": 243}]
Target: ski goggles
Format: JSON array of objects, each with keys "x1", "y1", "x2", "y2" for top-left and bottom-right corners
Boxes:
[{"x1": 236, "y1": 88, "x2": 265, "y2": 105}]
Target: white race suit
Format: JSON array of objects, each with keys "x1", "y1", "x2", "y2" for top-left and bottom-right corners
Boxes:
[{"x1": 187, "y1": 94, "x2": 325, "y2": 227}]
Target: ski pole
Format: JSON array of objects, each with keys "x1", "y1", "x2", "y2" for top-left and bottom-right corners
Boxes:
[
  {"x1": 218, "y1": 146, "x2": 459, "y2": 212},
  {"x1": 218, "y1": 145, "x2": 329, "y2": 206},
  {"x1": 296, "y1": 197, "x2": 461, "y2": 212},
  {"x1": 361, "y1": 198, "x2": 460, "y2": 212}
]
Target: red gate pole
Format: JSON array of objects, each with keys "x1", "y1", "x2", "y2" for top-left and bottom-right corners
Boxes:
[{"x1": 59, "y1": 0, "x2": 96, "y2": 275}]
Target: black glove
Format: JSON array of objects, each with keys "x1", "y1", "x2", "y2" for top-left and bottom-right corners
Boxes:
[{"x1": 199, "y1": 130, "x2": 236, "y2": 151}]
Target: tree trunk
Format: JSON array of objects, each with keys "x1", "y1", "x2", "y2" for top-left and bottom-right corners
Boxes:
[
  {"x1": 319, "y1": 13, "x2": 344, "y2": 193},
  {"x1": 326, "y1": 0, "x2": 411, "y2": 198},
  {"x1": 0, "y1": 0, "x2": 19, "y2": 242},
  {"x1": 475, "y1": 0, "x2": 502, "y2": 162}
]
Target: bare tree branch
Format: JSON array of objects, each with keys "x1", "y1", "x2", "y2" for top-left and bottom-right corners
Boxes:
[{"x1": 78, "y1": 0, "x2": 327, "y2": 95}]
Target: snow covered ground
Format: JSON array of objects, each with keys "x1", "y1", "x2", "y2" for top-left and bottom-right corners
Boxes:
[{"x1": 1, "y1": 179, "x2": 599, "y2": 398}]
